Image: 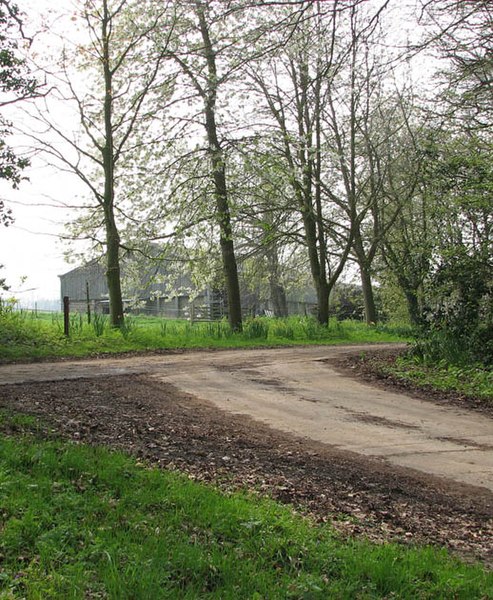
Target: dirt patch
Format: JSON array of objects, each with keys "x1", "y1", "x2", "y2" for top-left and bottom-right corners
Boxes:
[
  {"x1": 1, "y1": 374, "x2": 492, "y2": 566},
  {"x1": 342, "y1": 408, "x2": 422, "y2": 430}
]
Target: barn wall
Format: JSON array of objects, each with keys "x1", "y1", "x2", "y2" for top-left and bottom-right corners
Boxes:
[
  {"x1": 60, "y1": 258, "x2": 317, "y2": 320},
  {"x1": 59, "y1": 263, "x2": 108, "y2": 303}
]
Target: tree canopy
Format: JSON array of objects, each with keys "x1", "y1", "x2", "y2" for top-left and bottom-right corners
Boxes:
[{"x1": 0, "y1": 0, "x2": 38, "y2": 225}]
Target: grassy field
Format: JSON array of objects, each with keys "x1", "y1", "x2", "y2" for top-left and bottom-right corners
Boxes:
[
  {"x1": 0, "y1": 308, "x2": 412, "y2": 362},
  {"x1": 0, "y1": 410, "x2": 491, "y2": 599}
]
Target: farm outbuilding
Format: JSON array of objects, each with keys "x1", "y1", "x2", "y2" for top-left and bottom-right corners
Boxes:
[
  {"x1": 58, "y1": 257, "x2": 218, "y2": 319},
  {"x1": 59, "y1": 256, "x2": 317, "y2": 319}
]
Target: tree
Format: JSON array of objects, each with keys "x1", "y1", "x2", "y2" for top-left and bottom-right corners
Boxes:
[
  {"x1": 247, "y1": 2, "x2": 353, "y2": 325},
  {"x1": 247, "y1": 0, "x2": 417, "y2": 326},
  {"x1": 405, "y1": 1, "x2": 493, "y2": 358},
  {"x1": 372, "y1": 100, "x2": 436, "y2": 327},
  {"x1": 161, "y1": 0, "x2": 291, "y2": 331},
  {"x1": 424, "y1": 136, "x2": 492, "y2": 357},
  {"x1": 0, "y1": 0, "x2": 38, "y2": 225},
  {"x1": 418, "y1": 0, "x2": 493, "y2": 129},
  {"x1": 169, "y1": 1, "x2": 244, "y2": 331},
  {"x1": 320, "y1": 1, "x2": 416, "y2": 326},
  {"x1": 24, "y1": 0, "x2": 175, "y2": 327}
]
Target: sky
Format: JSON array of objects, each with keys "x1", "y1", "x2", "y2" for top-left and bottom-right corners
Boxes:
[
  {"x1": 0, "y1": 162, "x2": 77, "y2": 305},
  {"x1": 0, "y1": 0, "x2": 84, "y2": 305}
]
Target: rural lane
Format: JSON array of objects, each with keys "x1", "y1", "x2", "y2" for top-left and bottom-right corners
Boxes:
[{"x1": 1, "y1": 344, "x2": 492, "y2": 493}]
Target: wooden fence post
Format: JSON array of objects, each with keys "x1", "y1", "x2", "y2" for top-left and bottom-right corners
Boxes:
[
  {"x1": 190, "y1": 299, "x2": 195, "y2": 324},
  {"x1": 86, "y1": 281, "x2": 91, "y2": 324},
  {"x1": 63, "y1": 296, "x2": 70, "y2": 336}
]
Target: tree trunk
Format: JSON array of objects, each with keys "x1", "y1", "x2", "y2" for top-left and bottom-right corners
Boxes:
[
  {"x1": 395, "y1": 270, "x2": 423, "y2": 327},
  {"x1": 270, "y1": 281, "x2": 288, "y2": 317},
  {"x1": 404, "y1": 289, "x2": 421, "y2": 327},
  {"x1": 316, "y1": 278, "x2": 330, "y2": 325},
  {"x1": 360, "y1": 267, "x2": 378, "y2": 325},
  {"x1": 267, "y1": 245, "x2": 288, "y2": 317},
  {"x1": 198, "y1": 5, "x2": 242, "y2": 332},
  {"x1": 204, "y1": 101, "x2": 242, "y2": 332},
  {"x1": 102, "y1": 0, "x2": 124, "y2": 329},
  {"x1": 105, "y1": 214, "x2": 124, "y2": 327},
  {"x1": 218, "y1": 219, "x2": 243, "y2": 332},
  {"x1": 302, "y1": 209, "x2": 330, "y2": 325}
]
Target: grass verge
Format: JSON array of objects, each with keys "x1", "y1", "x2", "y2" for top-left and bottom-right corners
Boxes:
[
  {"x1": 385, "y1": 356, "x2": 493, "y2": 400},
  {"x1": 0, "y1": 411, "x2": 491, "y2": 599},
  {"x1": 358, "y1": 350, "x2": 493, "y2": 403},
  {"x1": 0, "y1": 310, "x2": 411, "y2": 362}
]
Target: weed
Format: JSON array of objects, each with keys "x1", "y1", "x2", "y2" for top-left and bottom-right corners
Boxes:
[
  {"x1": 92, "y1": 314, "x2": 107, "y2": 337},
  {"x1": 69, "y1": 312, "x2": 84, "y2": 336},
  {"x1": 119, "y1": 316, "x2": 136, "y2": 340},
  {"x1": 204, "y1": 321, "x2": 228, "y2": 340},
  {"x1": 243, "y1": 318, "x2": 269, "y2": 339},
  {"x1": 300, "y1": 317, "x2": 320, "y2": 340},
  {"x1": 271, "y1": 322, "x2": 295, "y2": 340}
]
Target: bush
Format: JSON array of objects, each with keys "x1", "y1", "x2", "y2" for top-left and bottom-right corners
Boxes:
[
  {"x1": 410, "y1": 330, "x2": 472, "y2": 366},
  {"x1": 418, "y1": 252, "x2": 492, "y2": 367},
  {"x1": 469, "y1": 324, "x2": 493, "y2": 366}
]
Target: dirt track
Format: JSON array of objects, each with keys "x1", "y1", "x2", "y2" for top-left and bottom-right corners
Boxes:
[
  {"x1": 0, "y1": 344, "x2": 492, "y2": 563},
  {"x1": 1, "y1": 344, "x2": 492, "y2": 492}
]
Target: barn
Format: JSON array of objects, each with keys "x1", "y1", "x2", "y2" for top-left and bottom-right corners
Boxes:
[
  {"x1": 58, "y1": 256, "x2": 220, "y2": 319},
  {"x1": 59, "y1": 256, "x2": 317, "y2": 319}
]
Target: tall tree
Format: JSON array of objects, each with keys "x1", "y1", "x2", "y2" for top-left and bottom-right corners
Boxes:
[
  {"x1": 173, "y1": 1, "x2": 243, "y2": 331},
  {"x1": 163, "y1": 0, "x2": 281, "y2": 331},
  {"x1": 250, "y1": 0, "x2": 401, "y2": 325},
  {"x1": 378, "y1": 118, "x2": 436, "y2": 326},
  {"x1": 248, "y1": 1, "x2": 354, "y2": 325},
  {"x1": 321, "y1": 1, "x2": 410, "y2": 325},
  {"x1": 24, "y1": 0, "x2": 175, "y2": 327}
]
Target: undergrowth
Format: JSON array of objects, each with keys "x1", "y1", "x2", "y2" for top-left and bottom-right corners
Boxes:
[
  {"x1": 0, "y1": 305, "x2": 411, "y2": 362},
  {"x1": 386, "y1": 355, "x2": 493, "y2": 400}
]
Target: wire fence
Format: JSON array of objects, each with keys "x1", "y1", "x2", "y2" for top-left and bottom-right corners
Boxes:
[{"x1": 7, "y1": 298, "x2": 319, "y2": 321}]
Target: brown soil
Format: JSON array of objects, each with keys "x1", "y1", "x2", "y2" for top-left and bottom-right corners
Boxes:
[{"x1": 1, "y1": 370, "x2": 492, "y2": 567}]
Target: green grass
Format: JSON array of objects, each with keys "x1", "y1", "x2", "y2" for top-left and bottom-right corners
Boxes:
[
  {"x1": 383, "y1": 355, "x2": 493, "y2": 401},
  {"x1": 0, "y1": 411, "x2": 491, "y2": 599},
  {"x1": 0, "y1": 308, "x2": 412, "y2": 362}
]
